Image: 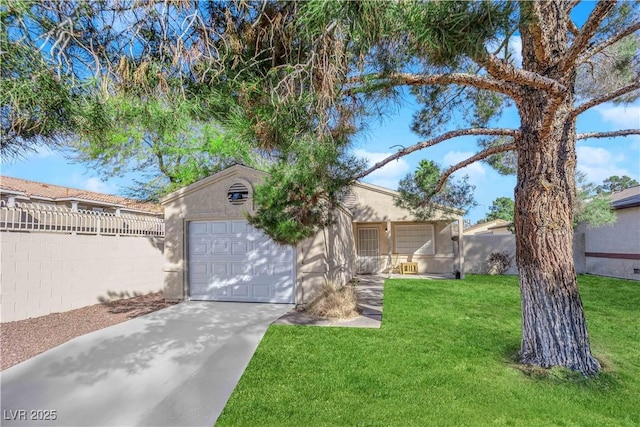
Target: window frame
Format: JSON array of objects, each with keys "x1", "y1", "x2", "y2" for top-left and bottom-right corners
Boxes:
[{"x1": 394, "y1": 224, "x2": 436, "y2": 255}]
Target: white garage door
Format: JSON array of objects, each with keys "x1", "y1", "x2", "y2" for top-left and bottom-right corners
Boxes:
[{"x1": 188, "y1": 220, "x2": 295, "y2": 303}]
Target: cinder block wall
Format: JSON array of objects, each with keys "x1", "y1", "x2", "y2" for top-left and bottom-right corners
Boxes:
[{"x1": 0, "y1": 232, "x2": 164, "y2": 322}]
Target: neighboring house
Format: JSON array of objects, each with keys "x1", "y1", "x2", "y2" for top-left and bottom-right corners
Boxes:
[
  {"x1": 0, "y1": 176, "x2": 165, "y2": 322},
  {"x1": 463, "y1": 219, "x2": 512, "y2": 235},
  {"x1": 580, "y1": 186, "x2": 640, "y2": 281},
  {"x1": 161, "y1": 165, "x2": 464, "y2": 306},
  {"x1": 0, "y1": 175, "x2": 162, "y2": 216}
]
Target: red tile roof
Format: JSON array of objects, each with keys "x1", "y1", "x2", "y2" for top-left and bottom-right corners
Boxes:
[{"x1": 0, "y1": 176, "x2": 162, "y2": 214}]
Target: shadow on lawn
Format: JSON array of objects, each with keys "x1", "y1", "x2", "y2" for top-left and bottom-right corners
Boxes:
[{"x1": 501, "y1": 341, "x2": 621, "y2": 388}]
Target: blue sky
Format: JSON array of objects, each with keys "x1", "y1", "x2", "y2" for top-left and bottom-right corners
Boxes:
[{"x1": 1, "y1": 3, "x2": 639, "y2": 223}]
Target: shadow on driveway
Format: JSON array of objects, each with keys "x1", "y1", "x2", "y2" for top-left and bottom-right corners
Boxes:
[{"x1": 1, "y1": 302, "x2": 292, "y2": 427}]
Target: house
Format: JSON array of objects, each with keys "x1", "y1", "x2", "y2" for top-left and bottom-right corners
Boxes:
[
  {"x1": 580, "y1": 185, "x2": 640, "y2": 281},
  {"x1": 160, "y1": 165, "x2": 464, "y2": 306},
  {"x1": 463, "y1": 219, "x2": 512, "y2": 235},
  {"x1": 0, "y1": 175, "x2": 162, "y2": 216}
]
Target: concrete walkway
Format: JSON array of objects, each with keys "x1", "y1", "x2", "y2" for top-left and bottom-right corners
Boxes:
[
  {"x1": 1, "y1": 302, "x2": 292, "y2": 427},
  {"x1": 274, "y1": 275, "x2": 385, "y2": 328}
]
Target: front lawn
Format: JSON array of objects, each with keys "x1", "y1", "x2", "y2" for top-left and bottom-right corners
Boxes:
[{"x1": 217, "y1": 275, "x2": 640, "y2": 426}]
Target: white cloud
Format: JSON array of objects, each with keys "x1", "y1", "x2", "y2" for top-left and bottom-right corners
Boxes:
[
  {"x1": 82, "y1": 177, "x2": 117, "y2": 194},
  {"x1": 576, "y1": 146, "x2": 632, "y2": 183},
  {"x1": 486, "y1": 35, "x2": 522, "y2": 68},
  {"x1": 594, "y1": 104, "x2": 640, "y2": 129},
  {"x1": 68, "y1": 174, "x2": 117, "y2": 194},
  {"x1": 353, "y1": 148, "x2": 410, "y2": 190},
  {"x1": 442, "y1": 151, "x2": 486, "y2": 183}
]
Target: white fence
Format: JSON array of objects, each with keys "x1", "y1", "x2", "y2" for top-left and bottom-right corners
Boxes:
[{"x1": 0, "y1": 202, "x2": 164, "y2": 237}]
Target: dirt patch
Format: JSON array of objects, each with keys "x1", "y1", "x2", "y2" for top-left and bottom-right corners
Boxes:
[{"x1": 1, "y1": 292, "x2": 176, "y2": 371}]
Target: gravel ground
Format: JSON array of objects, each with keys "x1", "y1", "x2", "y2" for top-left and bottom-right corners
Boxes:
[{"x1": 1, "y1": 292, "x2": 176, "y2": 371}]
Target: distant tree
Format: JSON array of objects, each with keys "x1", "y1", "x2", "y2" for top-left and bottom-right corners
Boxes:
[
  {"x1": 575, "y1": 172, "x2": 616, "y2": 227},
  {"x1": 596, "y1": 175, "x2": 640, "y2": 193},
  {"x1": 484, "y1": 197, "x2": 515, "y2": 223},
  {"x1": 396, "y1": 160, "x2": 476, "y2": 218}
]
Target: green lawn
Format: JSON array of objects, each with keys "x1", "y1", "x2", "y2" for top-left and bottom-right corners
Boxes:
[{"x1": 216, "y1": 275, "x2": 640, "y2": 426}]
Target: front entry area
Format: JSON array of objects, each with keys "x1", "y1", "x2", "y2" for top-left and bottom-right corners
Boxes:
[
  {"x1": 357, "y1": 227, "x2": 379, "y2": 274},
  {"x1": 188, "y1": 220, "x2": 295, "y2": 303}
]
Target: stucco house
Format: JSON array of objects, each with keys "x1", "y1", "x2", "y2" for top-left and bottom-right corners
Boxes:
[
  {"x1": 161, "y1": 165, "x2": 464, "y2": 306},
  {"x1": 0, "y1": 175, "x2": 162, "y2": 216},
  {"x1": 463, "y1": 219, "x2": 512, "y2": 235},
  {"x1": 580, "y1": 185, "x2": 640, "y2": 281}
]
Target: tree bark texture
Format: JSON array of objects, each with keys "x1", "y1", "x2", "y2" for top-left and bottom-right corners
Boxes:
[{"x1": 513, "y1": 1, "x2": 600, "y2": 375}]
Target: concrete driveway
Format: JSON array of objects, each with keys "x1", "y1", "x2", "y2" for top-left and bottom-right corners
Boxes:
[{"x1": 1, "y1": 302, "x2": 292, "y2": 427}]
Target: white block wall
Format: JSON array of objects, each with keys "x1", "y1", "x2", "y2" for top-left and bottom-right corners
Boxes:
[{"x1": 0, "y1": 232, "x2": 164, "y2": 322}]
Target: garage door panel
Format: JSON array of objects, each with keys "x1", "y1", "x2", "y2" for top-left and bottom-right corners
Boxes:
[
  {"x1": 231, "y1": 284, "x2": 250, "y2": 297},
  {"x1": 190, "y1": 222, "x2": 208, "y2": 235},
  {"x1": 191, "y1": 243, "x2": 208, "y2": 255},
  {"x1": 252, "y1": 284, "x2": 271, "y2": 298},
  {"x1": 231, "y1": 221, "x2": 247, "y2": 234},
  {"x1": 212, "y1": 263, "x2": 228, "y2": 275},
  {"x1": 190, "y1": 263, "x2": 208, "y2": 275},
  {"x1": 232, "y1": 241, "x2": 248, "y2": 254},
  {"x1": 211, "y1": 240, "x2": 230, "y2": 254},
  {"x1": 212, "y1": 222, "x2": 228, "y2": 234},
  {"x1": 188, "y1": 220, "x2": 295, "y2": 303}
]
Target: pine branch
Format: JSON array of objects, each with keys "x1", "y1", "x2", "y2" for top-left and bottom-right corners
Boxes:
[
  {"x1": 558, "y1": 0, "x2": 617, "y2": 73},
  {"x1": 353, "y1": 128, "x2": 519, "y2": 180},
  {"x1": 568, "y1": 20, "x2": 580, "y2": 37},
  {"x1": 571, "y1": 77, "x2": 640, "y2": 117},
  {"x1": 576, "y1": 129, "x2": 640, "y2": 140},
  {"x1": 480, "y1": 54, "x2": 567, "y2": 95},
  {"x1": 435, "y1": 143, "x2": 517, "y2": 193},
  {"x1": 347, "y1": 72, "x2": 520, "y2": 98},
  {"x1": 577, "y1": 21, "x2": 640, "y2": 65}
]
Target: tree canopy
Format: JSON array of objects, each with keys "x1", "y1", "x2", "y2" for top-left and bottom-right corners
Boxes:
[
  {"x1": 484, "y1": 197, "x2": 515, "y2": 223},
  {"x1": 596, "y1": 175, "x2": 640, "y2": 193}
]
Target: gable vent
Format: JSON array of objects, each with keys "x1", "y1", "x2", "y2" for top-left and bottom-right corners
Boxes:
[
  {"x1": 227, "y1": 183, "x2": 250, "y2": 206},
  {"x1": 340, "y1": 189, "x2": 357, "y2": 209}
]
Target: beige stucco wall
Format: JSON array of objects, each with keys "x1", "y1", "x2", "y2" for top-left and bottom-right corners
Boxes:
[
  {"x1": 583, "y1": 207, "x2": 640, "y2": 281},
  {"x1": 463, "y1": 220, "x2": 512, "y2": 236},
  {"x1": 350, "y1": 182, "x2": 459, "y2": 222},
  {"x1": 465, "y1": 233, "x2": 588, "y2": 275},
  {"x1": 297, "y1": 205, "x2": 357, "y2": 305},
  {"x1": 464, "y1": 234, "x2": 518, "y2": 275},
  {"x1": 161, "y1": 165, "x2": 357, "y2": 304},
  {"x1": 0, "y1": 232, "x2": 164, "y2": 322}
]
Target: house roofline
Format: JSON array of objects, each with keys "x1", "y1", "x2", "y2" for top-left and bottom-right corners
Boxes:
[{"x1": 55, "y1": 197, "x2": 127, "y2": 208}]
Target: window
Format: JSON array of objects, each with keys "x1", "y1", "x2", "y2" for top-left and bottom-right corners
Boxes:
[{"x1": 395, "y1": 224, "x2": 435, "y2": 255}]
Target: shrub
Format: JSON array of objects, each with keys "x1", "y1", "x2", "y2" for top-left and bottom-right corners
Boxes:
[
  {"x1": 487, "y1": 251, "x2": 513, "y2": 275},
  {"x1": 307, "y1": 281, "x2": 360, "y2": 320}
]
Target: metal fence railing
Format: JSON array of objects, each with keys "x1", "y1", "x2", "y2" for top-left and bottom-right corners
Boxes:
[{"x1": 0, "y1": 202, "x2": 164, "y2": 237}]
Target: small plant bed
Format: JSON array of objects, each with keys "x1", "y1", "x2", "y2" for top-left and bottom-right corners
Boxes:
[
  {"x1": 217, "y1": 275, "x2": 639, "y2": 426},
  {"x1": 306, "y1": 281, "x2": 360, "y2": 320}
]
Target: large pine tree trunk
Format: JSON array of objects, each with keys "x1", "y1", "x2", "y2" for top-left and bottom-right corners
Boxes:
[
  {"x1": 512, "y1": 0, "x2": 601, "y2": 377},
  {"x1": 514, "y1": 90, "x2": 600, "y2": 376}
]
